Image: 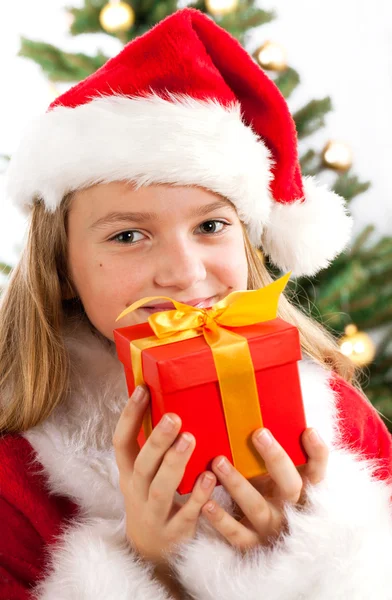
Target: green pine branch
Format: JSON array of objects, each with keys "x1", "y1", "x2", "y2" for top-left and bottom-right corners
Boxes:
[
  {"x1": 19, "y1": 37, "x2": 108, "y2": 82},
  {"x1": 274, "y1": 67, "x2": 300, "y2": 99},
  {"x1": 332, "y1": 172, "x2": 371, "y2": 201},
  {"x1": 293, "y1": 97, "x2": 332, "y2": 139},
  {"x1": 20, "y1": 0, "x2": 276, "y2": 80},
  {"x1": 207, "y1": 4, "x2": 275, "y2": 43},
  {"x1": 68, "y1": 0, "x2": 178, "y2": 39},
  {"x1": 67, "y1": 0, "x2": 104, "y2": 35}
]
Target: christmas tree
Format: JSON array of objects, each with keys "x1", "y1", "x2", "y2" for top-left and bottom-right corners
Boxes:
[{"x1": 4, "y1": 0, "x2": 392, "y2": 426}]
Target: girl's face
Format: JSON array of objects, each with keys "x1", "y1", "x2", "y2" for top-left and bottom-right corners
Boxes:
[{"x1": 67, "y1": 181, "x2": 248, "y2": 341}]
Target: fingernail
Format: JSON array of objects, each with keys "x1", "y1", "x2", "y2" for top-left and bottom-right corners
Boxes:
[
  {"x1": 255, "y1": 429, "x2": 273, "y2": 448},
  {"x1": 132, "y1": 385, "x2": 147, "y2": 403},
  {"x1": 160, "y1": 414, "x2": 177, "y2": 432},
  {"x1": 205, "y1": 501, "x2": 216, "y2": 512},
  {"x1": 201, "y1": 473, "x2": 215, "y2": 489},
  {"x1": 308, "y1": 429, "x2": 320, "y2": 444},
  {"x1": 175, "y1": 433, "x2": 192, "y2": 452},
  {"x1": 216, "y1": 457, "x2": 231, "y2": 474}
]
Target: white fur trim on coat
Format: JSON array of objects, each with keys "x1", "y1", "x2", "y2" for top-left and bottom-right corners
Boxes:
[
  {"x1": 171, "y1": 449, "x2": 392, "y2": 600},
  {"x1": 261, "y1": 176, "x2": 354, "y2": 277},
  {"x1": 24, "y1": 315, "x2": 175, "y2": 599},
  {"x1": 31, "y1": 517, "x2": 173, "y2": 600},
  {"x1": 22, "y1": 314, "x2": 392, "y2": 599},
  {"x1": 5, "y1": 93, "x2": 274, "y2": 248}
]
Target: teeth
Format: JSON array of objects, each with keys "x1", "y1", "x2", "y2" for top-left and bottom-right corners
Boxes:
[
  {"x1": 145, "y1": 298, "x2": 214, "y2": 310},
  {"x1": 194, "y1": 298, "x2": 214, "y2": 309}
]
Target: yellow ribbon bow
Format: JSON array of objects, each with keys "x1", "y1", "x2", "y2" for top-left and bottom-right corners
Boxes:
[{"x1": 115, "y1": 271, "x2": 291, "y2": 477}]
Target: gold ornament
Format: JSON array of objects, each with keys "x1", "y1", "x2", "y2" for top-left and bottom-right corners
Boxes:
[
  {"x1": 254, "y1": 41, "x2": 287, "y2": 71},
  {"x1": 322, "y1": 140, "x2": 353, "y2": 171},
  {"x1": 206, "y1": 0, "x2": 238, "y2": 16},
  {"x1": 99, "y1": 0, "x2": 135, "y2": 33},
  {"x1": 338, "y1": 324, "x2": 376, "y2": 367}
]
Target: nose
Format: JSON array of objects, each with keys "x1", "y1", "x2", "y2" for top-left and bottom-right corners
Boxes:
[{"x1": 153, "y1": 239, "x2": 207, "y2": 290}]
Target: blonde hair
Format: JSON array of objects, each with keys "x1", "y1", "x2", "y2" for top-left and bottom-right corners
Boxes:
[{"x1": 0, "y1": 192, "x2": 363, "y2": 434}]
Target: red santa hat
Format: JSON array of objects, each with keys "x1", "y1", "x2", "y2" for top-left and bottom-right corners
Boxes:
[{"x1": 6, "y1": 8, "x2": 353, "y2": 277}]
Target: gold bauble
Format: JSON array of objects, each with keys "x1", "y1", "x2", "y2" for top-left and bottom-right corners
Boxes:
[
  {"x1": 338, "y1": 324, "x2": 376, "y2": 367},
  {"x1": 322, "y1": 140, "x2": 353, "y2": 171},
  {"x1": 254, "y1": 41, "x2": 287, "y2": 71},
  {"x1": 206, "y1": 0, "x2": 238, "y2": 16},
  {"x1": 99, "y1": 1, "x2": 135, "y2": 33}
]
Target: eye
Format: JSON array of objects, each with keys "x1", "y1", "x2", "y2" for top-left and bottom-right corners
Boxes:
[
  {"x1": 197, "y1": 220, "x2": 230, "y2": 235},
  {"x1": 109, "y1": 230, "x2": 145, "y2": 244},
  {"x1": 109, "y1": 220, "x2": 230, "y2": 245}
]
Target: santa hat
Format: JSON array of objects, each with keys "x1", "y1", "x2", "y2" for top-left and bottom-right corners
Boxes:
[{"x1": 6, "y1": 8, "x2": 353, "y2": 277}]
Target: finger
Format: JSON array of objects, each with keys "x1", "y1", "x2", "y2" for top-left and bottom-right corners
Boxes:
[
  {"x1": 211, "y1": 455, "x2": 276, "y2": 534},
  {"x1": 201, "y1": 501, "x2": 260, "y2": 550},
  {"x1": 148, "y1": 432, "x2": 197, "y2": 521},
  {"x1": 300, "y1": 428, "x2": 329, "y2": 485},
  {"x1": 113, "y1": 385, "x2": 150, "y2": 480},
  {"x1": 169, "y1": 471, "x2": 217, "y2": 530},
  {"x1": 132, "y1": 412, "x2": 182, "y2": 499},
  {"x1": 252, "y1": 429, "x2": 303, "y2": 504}
]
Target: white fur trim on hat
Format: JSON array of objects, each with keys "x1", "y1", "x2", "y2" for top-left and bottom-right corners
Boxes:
[
  {"x1": 5, "y1": 92, "x2": 274, "y2": 247},
  {"x1": 6, "y1": 93, "x2": 354, "y2": 277},
  {"x1": 261, "y1": 176, "x2": 354, "y2": 277}
]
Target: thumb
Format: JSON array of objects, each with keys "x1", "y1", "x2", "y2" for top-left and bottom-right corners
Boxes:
[{"x1": 113, "y1": 385, "x2": 150, "y2": 476}]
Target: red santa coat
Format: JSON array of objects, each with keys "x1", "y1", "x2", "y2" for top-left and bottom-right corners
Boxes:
[{"x1": 1, "y1": 314, "x2": 392, "y2": 600}]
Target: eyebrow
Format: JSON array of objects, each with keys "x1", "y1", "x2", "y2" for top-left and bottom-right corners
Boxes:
[{"x1": 89, "y1": 199, "x2": 235, "y2": 230}]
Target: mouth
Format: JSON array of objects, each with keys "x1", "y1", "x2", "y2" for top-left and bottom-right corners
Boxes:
[{"x1": 140, "y1": 295, "x2": 218, "y2": 314}]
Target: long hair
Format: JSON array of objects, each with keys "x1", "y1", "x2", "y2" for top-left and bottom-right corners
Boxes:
[
  {"x1": 243, "y1": 230, "x2": 361, "y2": 386},
  {"x1": 0, "y1": 194, "x2": 76, "y2": 433},
  {"x1": 0, "y1": 192, "x2": 363, "y2": 434}
]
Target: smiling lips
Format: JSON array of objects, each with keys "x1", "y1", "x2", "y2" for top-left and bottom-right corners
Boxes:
[{"x1": 141, "y1": 295, "x2": 217, "y2": 313}]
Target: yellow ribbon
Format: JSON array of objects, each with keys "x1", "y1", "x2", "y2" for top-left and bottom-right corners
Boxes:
[{"x1": 116, "y1": 272, "x2": 291, "y2": 476}]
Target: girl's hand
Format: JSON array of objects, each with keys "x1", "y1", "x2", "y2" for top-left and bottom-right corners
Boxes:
[
  {"x1": 113, "y1": 385, "x2": 217, "y2": 566},
  {"x1": 201, "y1": 427, "x2": 329, "y2": 551}
]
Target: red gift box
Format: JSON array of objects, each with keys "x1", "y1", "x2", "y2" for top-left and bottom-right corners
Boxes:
[{"x1": 114, "y1": 317, "x2": 307, "y2": 495}]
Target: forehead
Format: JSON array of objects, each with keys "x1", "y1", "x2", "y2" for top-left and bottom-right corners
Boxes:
[{"x1": 69, "y1": 181, "x2": 238, "y2": 224}]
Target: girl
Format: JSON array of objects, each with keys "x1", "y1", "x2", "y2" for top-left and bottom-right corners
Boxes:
[{"x1": 1, "y1": 8, "x2": 392, "y2": 600}]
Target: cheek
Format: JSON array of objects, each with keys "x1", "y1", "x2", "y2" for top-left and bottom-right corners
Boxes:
[
  {"x1": 211, "y1": 237, "x2": 248, "y2": 288},
  {"x1": 76, "y1": 259, "x2": 146, "y2": 340},
  {"x1": 81, "y1": 259, "x2": 143, "y2": 305}
]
